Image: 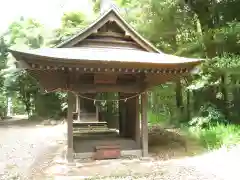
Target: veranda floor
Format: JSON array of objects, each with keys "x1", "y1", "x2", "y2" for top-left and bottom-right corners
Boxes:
[{"x1": 73, "y1": 130, "x2": 140, "y2": 153}]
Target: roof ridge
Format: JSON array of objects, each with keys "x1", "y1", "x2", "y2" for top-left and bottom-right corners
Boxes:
[
  {"x1": 55, "y1": 8, "x2": 160, "y2": 53},
  {"x1": 55, "y1": 9, "x2": 112, "y2": 48}
]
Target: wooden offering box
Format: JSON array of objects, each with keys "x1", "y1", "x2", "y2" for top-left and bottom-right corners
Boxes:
[{"x1": 94, "y1": 145, "x2": 121, "y2": 160}]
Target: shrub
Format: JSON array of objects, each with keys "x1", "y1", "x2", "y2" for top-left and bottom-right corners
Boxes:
[
  {"x1": 188, "y1": 124, "x2": 240, "y2": 149},
  {"x1": 189, "y1": 103, "x2": 227, "y2": 128}
]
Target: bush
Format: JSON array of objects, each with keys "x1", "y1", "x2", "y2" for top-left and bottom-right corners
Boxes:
[
  {"x1": 189, "y1": 103, "x2": 227, "y2": 128},
  {"x1": 34, "y1": 93, "x2": 63, "y2": 119},
  {"x1": 187, "y1": 124, "x2": 240, "y2": 149},
  {"x1": 185, "y1": 103, "x2": 240, "y2": 150},
  {"x1": 148, "y1": 110, "x2": 167, "y2": 126}
]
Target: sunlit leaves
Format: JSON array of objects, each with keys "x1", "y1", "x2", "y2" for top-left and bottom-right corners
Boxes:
[
  {"x1": 212, "y1": 54, "x2": 240, "y2": 71},
  {"x1": 49, "y1": 11, "x2": 88, "y2": 46},
  {"x1": 5, "y1": 18, "x2": 46, "y2": 49},
  {"x1": 62, "y1": 11, "x2": 86, "y2": 28}
]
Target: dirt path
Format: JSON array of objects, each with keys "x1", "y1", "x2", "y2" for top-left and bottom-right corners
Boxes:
[
  {"x1": 43, "y1": 127, "x2": 236, "y2": 180},
  {"x1": 1, "y1": 123, "x2": 236, "y2": 180},
  {"x1": 0, "y1": 121, "x2": 65, "y2": 179}
]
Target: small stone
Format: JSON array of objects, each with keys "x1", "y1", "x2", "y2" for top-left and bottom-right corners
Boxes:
[
  {"x1": 47, "y1": 165, "x2": 68, "y2": 175},
  {"x1": 139, "y1": 157, "x2": 153, "y2": 161},
  {"x1": 54, "y1": 158, "x2": 66, "y2": 164},
  {"x1": 42, "y1": 120, "x2": 51, "y2": 125},
  {"x1": 50, "y1": 120, "x2": 57, "y2": 125},
  {"x1": 67, "y1": 162, "x2": 76, "y2": 167},
  {"x1": 76, "y1": 163, "x2": 83, "y2": 168}
]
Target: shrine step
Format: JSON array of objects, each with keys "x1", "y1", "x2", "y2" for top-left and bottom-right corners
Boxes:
[
  {"x1": 73, "y1": 130, "x2": 117, "y2": 138},
  {"x1": 73, "y1": 112, "x2": 96, "y2": 120},
  {"x1": 73, "y1": 122, "x2": 107, "y2": 128}
]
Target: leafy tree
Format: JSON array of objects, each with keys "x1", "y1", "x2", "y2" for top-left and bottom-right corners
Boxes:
[
  {"x1": 2, "y1": 18, "x2": 46, "y2": 117},
  {"x1": 0, "y1": 37, "x2": 9, "y2": 118},
  {"x1": 49, "y1": 11, "x2": 88, "y2": 46},
  {"x1": 1, "y1": 0, "x2": 239, "y2": 127}
]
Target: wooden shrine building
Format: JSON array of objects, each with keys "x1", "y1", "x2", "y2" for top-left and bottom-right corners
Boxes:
[{"x1": 10, "y1": 7, "x2": 202, "y2": 161}]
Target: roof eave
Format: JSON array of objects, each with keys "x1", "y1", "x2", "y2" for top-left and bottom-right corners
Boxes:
[{"x1": 10, "y1": 49, "x2": 202, "y2": 70}]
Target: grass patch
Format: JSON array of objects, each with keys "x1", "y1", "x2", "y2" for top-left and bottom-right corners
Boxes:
[
  {"x1": 148, "y1": 111, "x2": 166, "y2": 125},
  {"x1": 185, "y1": 124, "x2": 240, "y2": 150}
]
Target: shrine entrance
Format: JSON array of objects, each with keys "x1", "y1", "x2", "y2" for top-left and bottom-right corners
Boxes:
[{"x1": 72, "y1": 92, "x2": 143, "y2": 159}]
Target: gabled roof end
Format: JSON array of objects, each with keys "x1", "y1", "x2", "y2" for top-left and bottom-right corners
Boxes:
[{"x1": 56, "y1": 6, "x2": 160, "y2": 53}]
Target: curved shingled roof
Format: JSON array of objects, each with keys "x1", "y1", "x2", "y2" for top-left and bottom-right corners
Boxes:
[
  {"x1": 10, "y1": 7, "x2": 203, "y2": 69},
  {"x1": 10, "y1": 47, "x2": 201, "y2": 65}
]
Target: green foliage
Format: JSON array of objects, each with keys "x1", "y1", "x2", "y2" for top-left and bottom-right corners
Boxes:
[
  {"x1": 0, "y1": 0, "x2": 239, "y2": 142},
  {"x1": 4, "y1": 70, "x2": 39, "y2": 116},
  {"x1": 189, "y1": 103, "x2": 227, "y2": 128},
  {"x1": 148, "y1": 111, "x2": 166, "y2": 126},
  {"x1": 188, "y1": 124, "x2": 240, "y2": 149},
  {"x1": 92, "y1": 0, "x2": 101, "y2": 13},
  {"x1": 0, "y1": 11, "x2": 90, "y2": 119},
  {"x1": 0, "y1": 37, "x2": 9, "y2": 117},
  {"x1": 62, "y1": 12, "x2": 86, "y2": 28},
  {"x1": 0, "y1": 37, "x2": 8, "y2": 70},
  {"x1": 0, "y1": 93, "x2": 7, "y2": 118},
  {"x1": 49, "y1": 11, "x2": 88, "y2": 46},
  {"x1": 211, "y1": 54, "x2": 240, "y2": 71},
  {"x1": 34, "y1": 93, "x2": 63, "y2": 119},
  {"x1": 5, "y1": 18, "x2": 46, "y2": 49}
]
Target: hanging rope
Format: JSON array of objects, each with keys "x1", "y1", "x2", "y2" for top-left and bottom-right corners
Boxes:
[
  {"x1": 78, "y1": 92, "x2": 145, "y2": 102},
  {"x1": 43, "y1": 87, "x2": 146, "y2": 102},
  {"x1": 27, "y1": 67, "x2": 186, "y2": 102}
]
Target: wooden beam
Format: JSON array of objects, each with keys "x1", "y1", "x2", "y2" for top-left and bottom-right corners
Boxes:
[
  {"x1": 82, "y1": 38, "x2": 139, "y2": 46},
  {"x1": 91, "y1": 31, "x2": 128, "y2": 39},
  {"x1": 71, "y1": 84, "x2": 141, "y2": 93},
  {"x1": 141, "y1": 91, "x2": 148, "y2": 157},
  {"x1": 67, "y1": 91, "x2": 74, "y2": 162}
]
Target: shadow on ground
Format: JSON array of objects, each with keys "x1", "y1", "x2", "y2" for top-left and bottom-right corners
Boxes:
[
  {"x1": 148, "y1": 126, "x2": 206, "y2": 160},
  {"x1": 0, "y1": 119, "x2": 40, "y2": 128}
]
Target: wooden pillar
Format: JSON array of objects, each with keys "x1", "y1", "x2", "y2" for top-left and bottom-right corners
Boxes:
[
  {"x1": 135, "y1": 96, "x2": 140, "y2": 147},
  {"x1": 119, "y1": 93, "x2": 126, "y2": 137},
  {"x1": 67, "y1": 92, "x2": 74, "y2": 162},
  {"x1": 76, "y1": 95, "x2": 81, "y2": 121},
  {"x1": 96, "y1": 105, "x2": 99, "y2": 121},
  {"x1": 141, "y1": 92, "x2": 148, "y2": 157}
]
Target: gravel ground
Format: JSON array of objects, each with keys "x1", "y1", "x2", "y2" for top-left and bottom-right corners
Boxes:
[
  {"x1": 49, "y1": 158, "x2": 223, "y2": 180},
  {"x1": 47, "y1": 144, "x2": 238, "y2": 180},
  {"x1": 81, "y1": 146, "x2": 239, "y2": 180},
  {"x1": 0, "y1": 121, "x2": 238, "y2": 180},
  {"x1": 0, "y1": 121, "x2": 65, "y2": 179}
]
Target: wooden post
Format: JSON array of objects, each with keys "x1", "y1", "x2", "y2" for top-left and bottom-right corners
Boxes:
[
  {"x1": 119, "y1": 93, "x2": 126, "y2": 137},
  {"x1": 96, "y1": 105, "x2": 99, "y2": 121},
  {"x1": 76, "y1": 95, "x2": 81, "y2": 121},
  {"x1": 135, "y1": 95, "x2": 140, "y2": 147},
  {"x1": 141, "y1": 92, "x2": 148, "y2": 157},
  {"x1": 67, "y1": 92, "x2": 74, "y2": 162}
]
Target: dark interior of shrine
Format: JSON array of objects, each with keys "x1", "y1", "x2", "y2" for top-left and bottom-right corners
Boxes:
[{"x1": 72, "y1": 92, "x2": 141, "y2": 154}]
